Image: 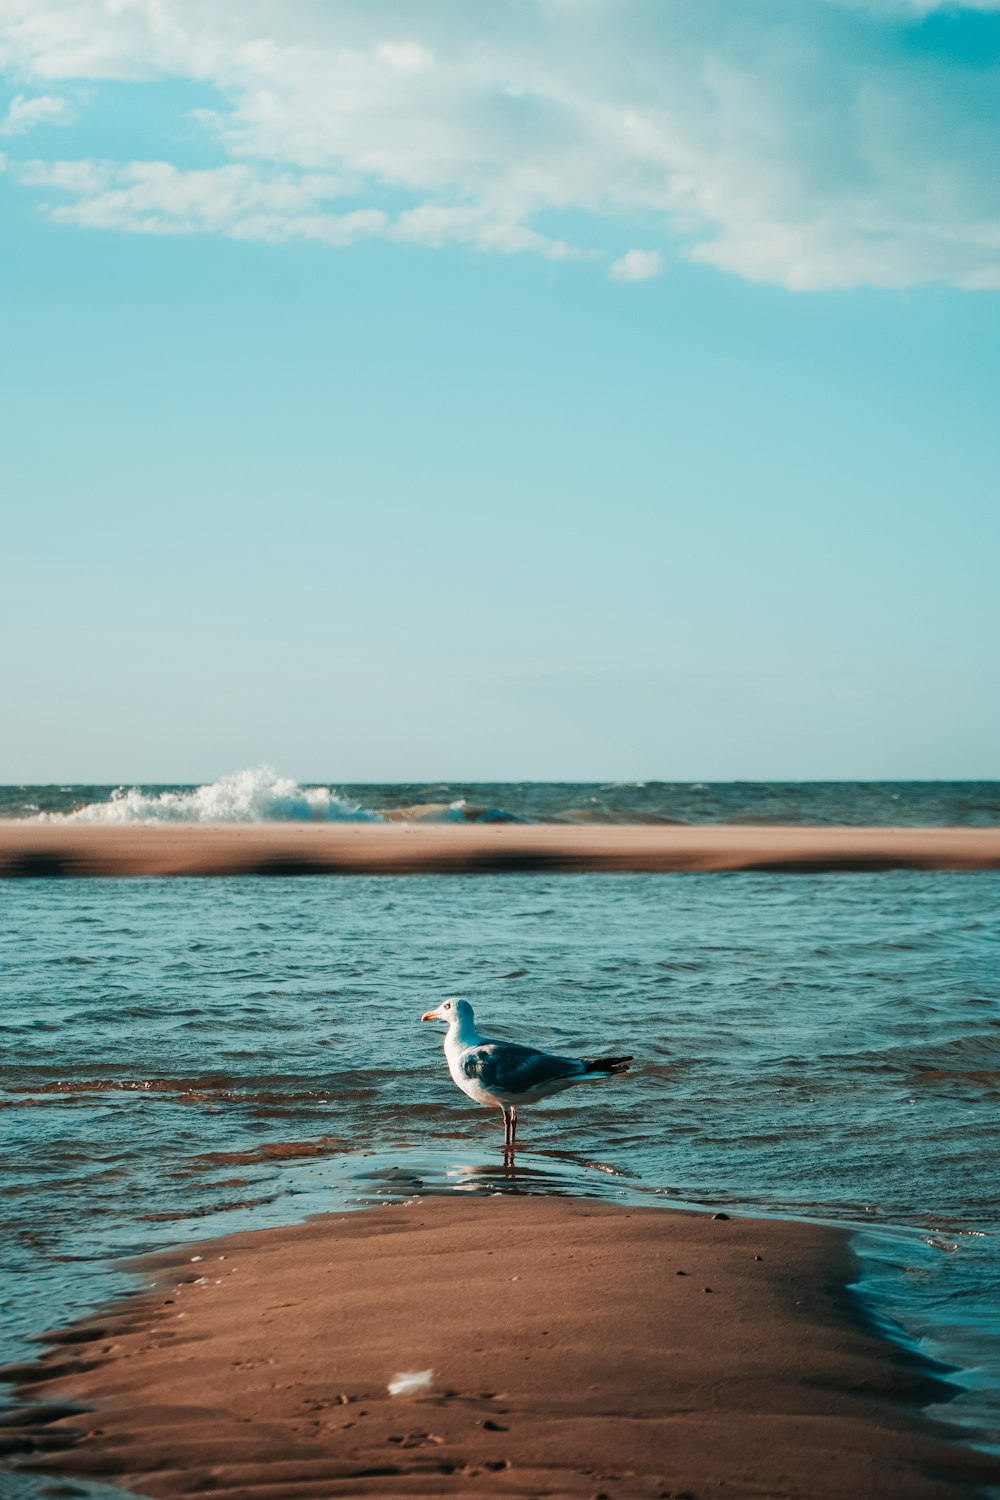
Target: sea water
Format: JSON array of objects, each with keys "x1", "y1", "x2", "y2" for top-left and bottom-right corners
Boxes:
[
  {"x1": 3, "y1": 769, "x2": 1000, "y2": 826},
  {"x1": 1, "y1": 817, "x2": 999, "y2": 1493}
]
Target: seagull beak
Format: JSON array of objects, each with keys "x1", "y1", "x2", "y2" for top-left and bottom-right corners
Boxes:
[{"x1": 421, "y1": 1009, "x2": 439, "y2": 1022}]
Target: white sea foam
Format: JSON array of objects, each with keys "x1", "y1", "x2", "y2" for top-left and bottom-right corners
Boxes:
[{"x1": 45, "y1": 767, "x2": 383, "y2": 824}]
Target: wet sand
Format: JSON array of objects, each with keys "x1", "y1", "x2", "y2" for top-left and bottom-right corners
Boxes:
[
  {"x1": 5, "y1": 1197, "x2": 999, "y2": 1498},
  {"x1": 2, "y1": 820, "x2": 1000, "y2": 876}
]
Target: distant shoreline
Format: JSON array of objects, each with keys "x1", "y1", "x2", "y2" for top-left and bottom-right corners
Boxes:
[
  {"x1": 7, "y1": 1197, "x2": 997, "y2": 1498},
  {"x1": 3, "y1": 821, "x2": 1000, "y2": 876}
]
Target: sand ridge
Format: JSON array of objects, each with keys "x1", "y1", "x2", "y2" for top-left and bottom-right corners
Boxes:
[
  {"x1": 3, "y1": 820, "x2": 1000, "y2": 877},
  {"x1": 5, "y1": 1197, "x2": 999, "y2": 1498}
]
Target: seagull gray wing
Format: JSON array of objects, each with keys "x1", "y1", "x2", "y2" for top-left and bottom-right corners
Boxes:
[{"x1": 461, "y1": 1040, "x2": 583, "y2": 1095}]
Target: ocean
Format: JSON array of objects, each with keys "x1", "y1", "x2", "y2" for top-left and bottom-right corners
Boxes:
[
  {"x1": 2, "y1": 778, "x2": 999, "y2": 1497},
  {"x1": 3, "y1": 768, "x2": 1000, "y2": 826}
]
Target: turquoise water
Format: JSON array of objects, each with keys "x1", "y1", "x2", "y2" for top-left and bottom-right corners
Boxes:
[{"x1": 2, "y1": 870, "x2": 999, "y2": 1492}]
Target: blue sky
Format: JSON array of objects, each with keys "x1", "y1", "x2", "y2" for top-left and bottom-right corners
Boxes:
[{"x1": 2, "y1": 0, "x2": 998, "y2": 782}]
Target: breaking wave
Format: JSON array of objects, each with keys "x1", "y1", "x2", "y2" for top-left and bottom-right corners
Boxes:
[
  {"x1": 44, "y1": 768, "x2": 383, "y2": 824},
  {"x1": 19, "y1": 777, "x2": 998, "y2": 827}
]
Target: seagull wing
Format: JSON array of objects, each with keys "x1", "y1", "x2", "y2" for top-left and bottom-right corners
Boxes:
[{"x1": 461, "y1": 1040, "x2": 584, "y2": 1096}]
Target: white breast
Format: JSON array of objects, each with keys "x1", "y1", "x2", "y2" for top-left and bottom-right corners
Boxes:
[{"x1": 444, "y1": 1032, "x2": 494, "y2": 1105}]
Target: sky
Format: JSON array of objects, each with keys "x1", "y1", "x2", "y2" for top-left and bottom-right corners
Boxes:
[{"x1": 1, "y1": 0, "x2": 998, "y2": 783}]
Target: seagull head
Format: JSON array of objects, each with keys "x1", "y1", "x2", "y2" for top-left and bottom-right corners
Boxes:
[{"x1": 421, "y1": 996, "x2": 473, "y2": 1027}]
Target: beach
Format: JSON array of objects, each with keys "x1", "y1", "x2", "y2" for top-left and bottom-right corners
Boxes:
[
  {"x1": 7, "y1": 1196, "x2": 999, "y2": 1498},
  {"x1": 3, "y1": 820, "x2": 1000, "y2": 877}
]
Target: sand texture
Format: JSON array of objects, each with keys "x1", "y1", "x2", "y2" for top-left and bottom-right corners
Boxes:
[
  {"x1": 5, "y1": 1197, "x2": 998, "y2": 1498},
  {"x1": 2, "y1": 820, "x2": 1000, "y2": 877}
]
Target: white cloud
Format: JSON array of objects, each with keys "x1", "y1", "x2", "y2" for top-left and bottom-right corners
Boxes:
[
  {"x1": 0, "y1": 92, "x2": 74, "y2": 135},
  {"x1": 1, "y1": 0, "x2": 999, "y2": 289},
  {"x1": 16, "y1": 157, "x2": 587, "y2": 255},
  {"x1": 19, "y1": 156, "x2": 109, "y2": 192},
  {"x1": 609, "y1": 248, "x2": 662, "y2": 282},
  {"x1": 375, "y1": 41, "x2": 434, "y2": 73},
  {"x1": 393, "y1": 203, "x2": 579, "y2": 258},
  {"x1": 19, "y1": 158, "x2": 385, "y2": 243}
]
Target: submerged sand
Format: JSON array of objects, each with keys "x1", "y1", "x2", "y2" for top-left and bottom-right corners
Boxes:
[
  {"x1": 5, "y1": 1197, "x2": 998, "y2": 1498},
  {"x1": 2, "y1": 820, "x2": 1000, "y2": 876}
]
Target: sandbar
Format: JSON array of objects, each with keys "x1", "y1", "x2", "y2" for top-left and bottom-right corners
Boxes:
[
  {"x1": 2, "y1": 820, "x2": 1000, "y2": 877},
  {"x1": 5, "y1": 1197, "x2": 999, "y2": 1497}
]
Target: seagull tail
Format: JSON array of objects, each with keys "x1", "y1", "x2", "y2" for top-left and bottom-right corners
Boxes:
[{"x1": 583, "y1": 1055, "x2": 632, "y2": 1075}]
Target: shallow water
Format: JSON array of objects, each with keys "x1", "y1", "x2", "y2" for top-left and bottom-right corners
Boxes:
[{"x1": 1, "y1": 871, "x2": 999, "y2": 1489}]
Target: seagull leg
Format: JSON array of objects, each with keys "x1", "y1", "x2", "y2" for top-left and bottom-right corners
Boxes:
[
  {"x1": 510, "y1": 1107, "x2": 517, "y2": 1147},
  {"x1": 500, "y1": 1105, "x2": 512, "y2": 1148}
]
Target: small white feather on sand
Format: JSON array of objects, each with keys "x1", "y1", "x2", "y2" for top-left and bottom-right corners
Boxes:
[{"x1": 388, "y1": 1368, "x2": 433, "y2": 1397}]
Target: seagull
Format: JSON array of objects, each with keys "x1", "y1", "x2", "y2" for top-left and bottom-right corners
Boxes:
[{"x1": 421, "y1": 997, "x2": 631, "y2": 1149}]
